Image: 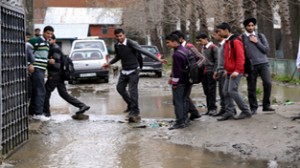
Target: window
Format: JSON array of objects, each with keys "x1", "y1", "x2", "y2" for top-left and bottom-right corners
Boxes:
[{"x1": 102, "y1": 25, "x2": 108, "y2": 34}]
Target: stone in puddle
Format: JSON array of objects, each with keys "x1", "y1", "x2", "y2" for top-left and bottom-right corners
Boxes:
[{"x1": 72, "y1": 114, "x2": 89, "y2": 120}]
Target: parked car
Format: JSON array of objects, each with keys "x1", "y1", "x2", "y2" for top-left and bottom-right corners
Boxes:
[
  {"x1": 140, "y1": 45, "x2": 163, "y2": 77},
  {"x1": 71, "y1": 38, "x2": 109, "y2": 61},
  {"x1": 69, "y1": 48, "x2": 109, "y2": 83}
]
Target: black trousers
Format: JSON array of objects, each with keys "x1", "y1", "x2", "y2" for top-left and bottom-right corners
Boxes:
[
  {"x1": 186, "y1": 84, "x2": 199, "y2": 116},
  {"x1": 43, "y1": 76, "x2": 85, "y2": 116},
  {"x1": 246, "y1": 63, "x2": 272, "y2": 110},
  {"x1": 172, "y1": 84, "x2": 189, "y2": 125},
  {"x1": 117, "y1": 70, "x2": 140, "y2": 116},
  {"x1": 202, "y1": 71, "x2": 217, "y2": 111}
]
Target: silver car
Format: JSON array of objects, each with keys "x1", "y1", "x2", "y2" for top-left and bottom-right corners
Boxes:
[{"x1": 69, "y1": 48, "x2": 109, "y2": 83}]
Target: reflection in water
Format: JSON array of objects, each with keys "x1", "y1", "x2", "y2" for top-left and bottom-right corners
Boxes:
[
  {"x1": 9, "y1": 80, "x2": 297, "y2": 168},
  {"x1": 9, "y1": 122, "x2": 267, "y2": 168}
]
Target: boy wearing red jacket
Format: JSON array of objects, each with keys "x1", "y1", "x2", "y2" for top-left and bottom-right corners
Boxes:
[{"x1": 216, "y1": 23, "x2": 252, "y2": 121}]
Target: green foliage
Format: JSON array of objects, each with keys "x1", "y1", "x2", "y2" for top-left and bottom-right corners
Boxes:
[
  {"x1": 256, "y1": 87, "x2": 263, "y2": 96},
  {"x1": 273, "y1": 75, "x2": 300, "y2": 84}
]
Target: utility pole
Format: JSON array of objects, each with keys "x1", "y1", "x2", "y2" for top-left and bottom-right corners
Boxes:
[{"x1": 24, "y1": 0, "x2": 34, "y2": 34}]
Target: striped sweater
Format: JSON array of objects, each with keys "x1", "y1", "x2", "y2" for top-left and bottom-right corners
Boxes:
[{"x1": 28, "y1": 36, "x2": 50, "y2": 70}]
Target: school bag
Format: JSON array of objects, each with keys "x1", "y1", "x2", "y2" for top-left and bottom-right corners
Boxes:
[
  {"x1": 177, "y1": 49, "x2": 204, "y2": 84},
  {"x1": 61, "y1": 55, "x2": 75, "y2": 81},
  {"x1": 229, "y1": 34, "x2": 253, "y2": 74}
]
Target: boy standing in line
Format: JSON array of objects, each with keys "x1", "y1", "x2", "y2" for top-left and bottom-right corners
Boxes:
[{"x1": 196, "y1": 33, "x2": 219, "y2": 116}]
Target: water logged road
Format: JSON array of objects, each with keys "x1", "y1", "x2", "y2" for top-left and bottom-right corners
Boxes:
[{"x1": 6, "y1": 75, "x2": 300, "y2": 167}]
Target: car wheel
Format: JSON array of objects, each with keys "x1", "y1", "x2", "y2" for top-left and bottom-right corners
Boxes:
[{"x1": 156, "y1": 71, "x2": 162, "y2": 77}]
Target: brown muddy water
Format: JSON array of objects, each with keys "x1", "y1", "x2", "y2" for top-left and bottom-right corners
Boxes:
[{"x1": 6, "y1": 76, "x2": 297, "y2": 168}]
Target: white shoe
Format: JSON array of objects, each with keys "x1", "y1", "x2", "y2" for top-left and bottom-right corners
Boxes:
[{"x1": 32, "y1": 115, "x2": 50, "y2": 122}]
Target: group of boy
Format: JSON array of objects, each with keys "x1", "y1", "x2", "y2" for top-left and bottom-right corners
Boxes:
[
  {"x1": 26, "y1": 26, "x2": 90, "y2": 121},
  {"x1": 165, "y1": 17, "x2": 275, "y2": 129}
]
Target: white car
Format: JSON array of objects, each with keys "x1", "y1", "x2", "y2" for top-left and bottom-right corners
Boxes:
[
  {"x1": 69, "y1": 48, "x2": 109, "y2": 84},
  {"x1": 70, "y1": 39, "x2": 109, "y2": 60}
]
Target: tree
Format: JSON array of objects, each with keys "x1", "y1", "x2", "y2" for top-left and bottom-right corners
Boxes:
[
  {"x1": 257, "y1": 0, "x2": 276, "y2": 58},
  {"x1": 279, "y1": 0, "x2": 294, "y2": 59},
  {"x1": 24, "y1": 0, "x2": 34, "y2": 33},
  {"x1": 243, "y1": 0, "x2": 257, "y2": 18},
  {"x1": 288, "y1": 0, "x2": 300, "y2": 59},
  {"x1": 197, "y1": 1, "x2": 208, "y2": 34}
]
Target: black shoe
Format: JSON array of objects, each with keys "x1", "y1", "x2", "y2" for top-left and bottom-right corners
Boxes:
[
  {"x1": 212, "y1": 109, "x2": 226, "y2": 117},
  {"x1": 168, "y1": 123, "x2": 186, "y2": 130},
  {"x1": 189, "y1": 114, "x2": 201, "y2": 121},
  {"x1": 263, "y1": 107, "x2": 275, "y2": 111},
  {"x1": 234, "y1": 112, "x2": 251, "y2": 120},
  {"x1": 44, "y1": 113, "x2": 51, "y2": 117},
  {"x1": 217, "y1": 113, "x2": 234, "y2": 121},
  {"x1": 76, "y1": 105, "x2": 90, "y2": 115},
  {"x1": 128, "y1": 115, "x2": 141, "y2": 123},
  {"x1": 209, "y1": 109, "x2": 218, "y2": 116},
  {"x1": 204, "y1": 110, "x2": 217, "y2": 116},
  {"x1": 251, "y1": 109, "x2": 257, "y2": 115}
]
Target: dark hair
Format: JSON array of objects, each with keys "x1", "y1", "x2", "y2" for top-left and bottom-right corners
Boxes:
[
  {"x1": 171, "y1": 30, "x2": 185, "y2": 39},
  {"x1": 196, "y1": 33, "x2": 208, "y2": 40},
  {"x1": 216, "y1": 22, "x2": 231, "y2": 32},
  {"x1": 114, "y1": 28, "x2": 125, "y2": 35},
  {"x1": 51, "y1": 34, "x2": 56, "y2": 40},
  {"x1": 165, "y1": 34, "x2": 180, "y2": 43},
  {"x1": 34, "y1": 28, "x2": 40, "y2": 31},
  {"x1": 26, "y1": 32, "x2": 31, "y2": 36},
  {"x1": 43, "y1": 25, "x2": 54, "y2": 33}
]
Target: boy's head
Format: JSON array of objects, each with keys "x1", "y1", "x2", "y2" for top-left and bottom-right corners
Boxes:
[
  {"x1": 216, "y1": 22, "x2": 231, "y2": 38},
  {"x1": 243, "y1": 18, "x2": 256, "y2": 33},
  {"x1": 196, "y1": 33, "x2": 209, "y2": 46},
  {"x1": 212, "y1": 29, "x2": 223, "y2": 42},
  {"x1": 114, "y1": 28, "x2": 126, "y2": 43},
  {"x1": 26, "y1": 32, "x2": 31, "y2": 42},
  {"x1": 34, "y1": 28, "x2": 41, "y2": 36},
  {"x1": 171, "y1": 30, "x2": 185, "y2": 43},
  {"x1": 165, "y1": 34, "x2": 180, "y2": 48},
  {"x1": 43, "y1": 26, "x2": 54, "y2": 40}
]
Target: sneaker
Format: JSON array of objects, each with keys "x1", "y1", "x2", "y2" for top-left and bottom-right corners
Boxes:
[{"x1": 32, "y1": 115, "x2": 50, "y2": 122}]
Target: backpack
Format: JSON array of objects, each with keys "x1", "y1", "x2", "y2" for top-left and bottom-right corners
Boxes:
[
  {"x1": 229, "y1": 34, "x2": 253, "y2": 74},
  {"x1": 61, "y1": 55, "x2": 75, "y2": 81},
  {"x1": 177, "y1": 49, "x2": 204, "y2": 84}
]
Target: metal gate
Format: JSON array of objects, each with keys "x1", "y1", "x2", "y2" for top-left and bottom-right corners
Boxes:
[{"x1": 0, "y1": 1, "x2": 28, "y2": 157}]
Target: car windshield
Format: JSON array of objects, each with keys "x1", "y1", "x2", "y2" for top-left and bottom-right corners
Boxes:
[
  {"x1": 71, "y1": 51, "x2": 103, "y2": 61},
  {"x1": 74, "y1": 41, "x2": 105, "y2": 52},
  {"x1": 142, "y1": 47, "x2": 158, "y2": 54}
]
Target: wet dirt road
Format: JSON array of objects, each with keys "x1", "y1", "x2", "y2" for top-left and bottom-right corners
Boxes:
[{"x1": 6, "y1": 73, "x2": 300, "y2": 167}]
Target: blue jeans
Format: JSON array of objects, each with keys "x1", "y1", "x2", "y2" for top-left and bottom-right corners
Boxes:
[{"x1": 29, "y1": 68, "x2": 46, "y2": 115}]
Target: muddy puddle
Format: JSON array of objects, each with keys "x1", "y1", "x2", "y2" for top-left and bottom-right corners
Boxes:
[
  {"x1": 6, "y1": 76, "x2": 300, "y2": 167},
  {"x1": 8, "y1": 120, "x2": 268, "y2": 168}
]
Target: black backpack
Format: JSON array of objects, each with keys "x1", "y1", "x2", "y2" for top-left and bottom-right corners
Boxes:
[
  {"x1": 229, "y1": 34, "x2": 253, "y2": 74},
  {"x1": 177, "y1": 49, "x2": 204, "y2": 84},
  {"x1": 61, "y1": 55, "x2": 75, "y2": 81}
]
